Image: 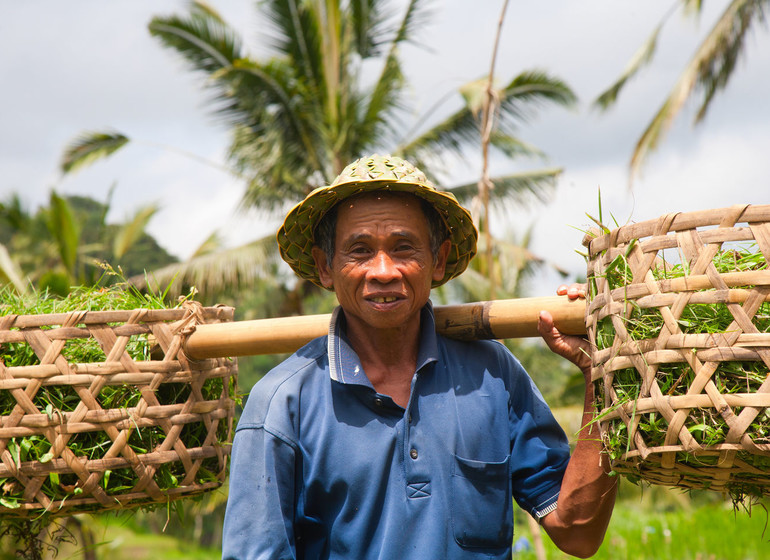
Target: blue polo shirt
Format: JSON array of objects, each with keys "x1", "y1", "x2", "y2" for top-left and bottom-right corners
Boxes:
[{"x1": 222, "y1": 304, "x2": 570, "y2": 560}]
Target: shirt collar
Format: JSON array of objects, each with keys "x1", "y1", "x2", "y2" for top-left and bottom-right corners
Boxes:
[{"x1": 327, "y1": 302, "x2": 440, "y2": 385}]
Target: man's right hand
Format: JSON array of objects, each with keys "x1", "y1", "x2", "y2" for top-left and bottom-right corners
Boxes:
[{"x1": 537, "y1": 310, "x2": 591, "y2": 372}]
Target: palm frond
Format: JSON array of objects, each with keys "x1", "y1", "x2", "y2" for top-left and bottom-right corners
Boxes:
[
  {"x1": 358, "y1": 0, "x2": 432, "y2": 148},
  {"x1": 131, "y1": 234, "x2": 279, "y2": 298},
  {"x1": 405, "y1": 88, "x2": 540, "y2": 169},
  {"x1": 447, "y1": 168, "x2": 562, "y2": 208},
  {"x1": 148, "y1": 1, "x2": 242, "y2": 75},
  {"x1": 351, "y1": 0, "x2": 386, "y2": 57},
  {"x1": 497, "y1": 70, "x2": 577, "y2": 127},
  {"x1": 629, "y1": 0, "x2": 767, "y2": 179},
  {"x1": 692, "y1": 0, "x2": 766, "y2": 122},
  {"x1": 189, "y1": 230, "x2": 225, "y2": 259},
  {"x1": 0, "y1": 244, "x2": 29, "y2": 294},
  {"x1": 487, "y1": 131, "x2": 546, "y2": 160},
  {"x1": 216, "y1": 59, "x2": 324, "y2": 205},
  {"x1": 262, "y1": 0, "x2": 323, "y2": 91},
  {"x1": 360, "y1": 36, "x2": 406, "y2": 149},
  {"x1": 220, "y1": 58, "x2": 316, "y2": 151},
  {"x1": 392, "y1": 0, "x2": 433, "y2": 45},
  {"x1": 399, "y1": 106, "x2": 479, "y2": 164},
  {"x1": 112, "y1": 204, "x2": 159, "y2": 260},
  {"x1": 401, "y1": 70, "x2": 575, "y2": 169},
  {"x1": 46, "y1": 192, "x2": 80, "y2": 275},
  {"x1": 594, "y1": 22, "x2": 664, "y2": 110},
  {"x1": 60, "y1": 131, "x2": 129, "y2": 174}
]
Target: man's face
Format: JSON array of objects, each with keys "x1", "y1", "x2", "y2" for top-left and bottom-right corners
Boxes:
[{"x1": 312, "y1": 192, "x2": 450, "y2": 335}]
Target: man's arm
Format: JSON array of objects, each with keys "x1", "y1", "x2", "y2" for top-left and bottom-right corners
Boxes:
[
  {"x1": 222, "y1": 425, "x2": 298, "y2": 560},
  {"x1": 536, "y1": 308, "x2": 617, "y2": 558}
]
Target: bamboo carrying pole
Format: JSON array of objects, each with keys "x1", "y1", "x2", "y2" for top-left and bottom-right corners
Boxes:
[{"x1": 183, "y1": 296, "x2": 587, "y2": 359}]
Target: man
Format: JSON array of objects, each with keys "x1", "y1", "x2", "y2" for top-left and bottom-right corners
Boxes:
[{"x1": 222, "y1": 154, "x2": 616, "y2": 559}]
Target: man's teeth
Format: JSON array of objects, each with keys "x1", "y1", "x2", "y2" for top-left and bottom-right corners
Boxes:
[{"x1": 372, "y1": 296, "x2": 398, "y2": 303}]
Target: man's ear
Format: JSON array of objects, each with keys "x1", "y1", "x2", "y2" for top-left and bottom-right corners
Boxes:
[
  {"x1": 432, "y1": 239, "x2": 452, "y2": 283},
  {"x1": 311, "y1": 247, "x2": 334, "y2": 289}
]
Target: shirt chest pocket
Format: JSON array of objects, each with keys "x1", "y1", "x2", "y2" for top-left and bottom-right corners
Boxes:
[{"x1": 450, "y1": 454, "x2": 513, "y2": 549}]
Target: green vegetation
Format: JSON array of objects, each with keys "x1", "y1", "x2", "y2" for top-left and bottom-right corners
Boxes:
[
  {"x1": 517, "y1": 484, "x2": 770, "y2": 559},
  {"x1": 0, "y1": 192, "x2": 177, "y2": 297},
  {"x1": 0, "y1": 280, "x2": 233, "y2": 518},
  {"x1": 590, "y1": 244, "x2": 770, "y2": 498}
]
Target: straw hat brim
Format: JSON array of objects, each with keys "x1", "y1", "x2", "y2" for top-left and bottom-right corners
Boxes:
[{"x1": 277, "y1": 180, "x2": 478, "y2": 289}]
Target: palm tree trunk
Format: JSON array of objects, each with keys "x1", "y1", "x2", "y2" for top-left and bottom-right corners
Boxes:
[{"x1": 478, "y1": 0, "x2": 509, "y2": 302}]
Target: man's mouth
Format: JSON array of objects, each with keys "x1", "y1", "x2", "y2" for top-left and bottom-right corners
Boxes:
[{"x1": 370, "y1": 296, "x2": 399, "y2": 304}]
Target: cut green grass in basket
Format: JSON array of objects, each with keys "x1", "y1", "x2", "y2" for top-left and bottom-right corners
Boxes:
[
  {"x1": 0, "y1": 270, "x2": 236, "y2": 517},
  {"x1": 590, "y1": 242, "x2": 770, "y2": 500}
]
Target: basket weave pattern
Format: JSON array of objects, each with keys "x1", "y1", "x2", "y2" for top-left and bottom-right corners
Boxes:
[
  {"x1": 0, "y1": 303, "x2": 236, "y2": 517},
  {"x1": 585, "y1": 204, "x2": 770, "y2": 495}
]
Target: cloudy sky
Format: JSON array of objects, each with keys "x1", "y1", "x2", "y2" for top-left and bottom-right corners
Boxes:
[{"x1": 1, "y1": 1, "x2": 768, "y2": 296}]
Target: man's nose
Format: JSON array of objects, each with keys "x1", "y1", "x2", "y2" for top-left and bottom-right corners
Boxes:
[{"x1": 368, "y1": 251, "x2": 401, "y2": 283}]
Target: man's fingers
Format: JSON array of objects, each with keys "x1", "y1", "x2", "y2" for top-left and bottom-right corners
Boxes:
[
  {"x1": 539, "y1": 309, "x2": 591, "y2": 369},
  {"x1": 537, "y1": 310, "x2": 554, "y2": 333},
  {"x1": 566, "y1": 285, "x2": 586, "y2": 300},
  {"x1": 537, "y1": 310, "x2": 560, "y2": 352},
  {"x1": 557, "y1": 283, "x2": 586, "y2": 300}
]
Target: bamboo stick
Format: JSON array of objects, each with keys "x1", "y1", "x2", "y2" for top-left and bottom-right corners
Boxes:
[{"x1": 183, "y1": 296, "x2": 587, "y2": 359}]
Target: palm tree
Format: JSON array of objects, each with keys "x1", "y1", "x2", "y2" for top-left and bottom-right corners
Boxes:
[
  {"x1": 595, "y1": 0, "x2": 769, "y2": 181},
  {"x1": 62, "y1": 0, "x2": 576, "y2": 303}
]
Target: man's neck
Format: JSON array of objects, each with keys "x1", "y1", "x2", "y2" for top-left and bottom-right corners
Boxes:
[{"x1": 343, "y1": 312, "x2": 422, "y2": 407}]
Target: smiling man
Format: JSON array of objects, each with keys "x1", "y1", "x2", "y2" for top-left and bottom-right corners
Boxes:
[{"x1": 222, "y1": 154, "x2": 616, "y2": 560}]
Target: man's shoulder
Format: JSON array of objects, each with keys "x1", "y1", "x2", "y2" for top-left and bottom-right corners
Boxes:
[
  {"x1": 438, "y1": 335, "x2": 516, "y2": 361},
  {"x1": 238, "y1": 335, "x2": 329, "y2": 427},
  {"x1": 437, "y1": 335, "x2": 529, "y2": 381}
]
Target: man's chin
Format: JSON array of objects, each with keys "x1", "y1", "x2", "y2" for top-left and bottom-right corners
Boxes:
[
  {"x1": 347, "y1": 305, "x2": 420, "y2": 332},
  {"x1": 364, "y1": 298, "x2": 405, "y2": 313}
]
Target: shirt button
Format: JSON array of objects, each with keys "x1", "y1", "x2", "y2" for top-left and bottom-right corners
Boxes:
[
  {"x1": 409, "y1": 448, "x2": 418, "y2": 460},
  {"x1": 374, "y1": 397, "x2": 384, "y2": 407}
]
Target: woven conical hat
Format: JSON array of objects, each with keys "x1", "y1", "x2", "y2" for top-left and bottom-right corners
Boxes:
[{"x1": 277, "y1": 154, "x2": 478, "y2": 289}]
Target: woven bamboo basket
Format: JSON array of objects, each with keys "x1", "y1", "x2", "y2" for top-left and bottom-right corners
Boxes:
[
  {"x1": 0, "y1": 301, "x2": 237, "y2": 518},
  {"x1": 585, "y1": 204, "x2": 770, "y2": 497}
]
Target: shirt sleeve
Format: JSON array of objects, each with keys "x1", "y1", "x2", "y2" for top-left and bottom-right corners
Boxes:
[
  {"x1": 222, "y1": 422, "x2": 298, "y2": 560},
  {"x1": 506, "y1": 353, "x2": 571, "y2": 520}
]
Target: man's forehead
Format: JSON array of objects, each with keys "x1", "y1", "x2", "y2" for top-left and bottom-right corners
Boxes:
[
  {"x1": 335, "y1": 192, "x2": 430, "y2": 235},
  {"x1": 336, "y1": 191, "x2": 424, "y2": 216}
]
